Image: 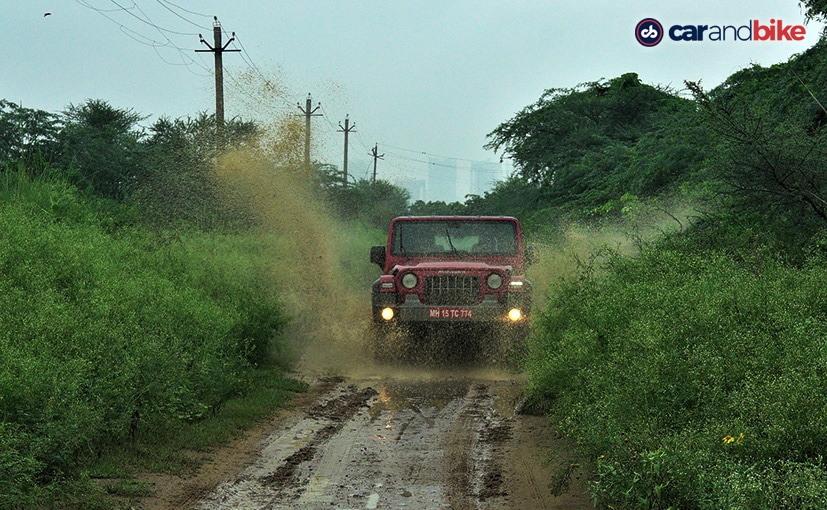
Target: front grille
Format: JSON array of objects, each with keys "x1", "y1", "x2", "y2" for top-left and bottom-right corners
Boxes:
[{"x1": 423, "y1": 275, "x2": 480, "y2": 305}]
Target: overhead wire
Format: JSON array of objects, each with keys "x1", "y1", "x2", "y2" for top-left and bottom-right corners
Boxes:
[
  {"x1": 76, "y1": 0, "x2": 498, "y2": 191},
  {"x1": 379, "y1": 141, "x2": 497, "y2": 165},
  {"x1": 154, "y1": 0, "x2": 210, "y2": 29},
  {"x1": 157, "y1": 0, "x2": 213, "y2": 19},
  {"x1": 76, "y1": 0, "x2": 211, "y2": 77},
  {"x1": 77, "y1": 0, "x2": 290, "y2": 111},
  {"x1": 106, "y1": 0, "x2": 200, "y2": 36}
]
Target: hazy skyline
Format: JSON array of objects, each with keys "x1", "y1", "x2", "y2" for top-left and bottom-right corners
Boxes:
[{"x1": 3, "y1": 1, "x2": 823, "y2": 200}]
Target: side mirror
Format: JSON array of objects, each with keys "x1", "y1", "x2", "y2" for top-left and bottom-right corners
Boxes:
[
  {"x1": 370, "y1": 245, "x2": 386, "y2": 268},
  {"x1": 524, "y1": 245, "x2": 536, "y2": 266}
]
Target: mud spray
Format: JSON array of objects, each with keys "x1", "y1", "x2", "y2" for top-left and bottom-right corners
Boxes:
[
  {"x1": 526, "y1": 201, "x2": 699, "y2": 310},
  {"x1": 210, "y1": 137, "x2": 376, "y2": 378}
]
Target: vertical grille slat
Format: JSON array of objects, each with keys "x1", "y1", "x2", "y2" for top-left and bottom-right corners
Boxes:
[{"x1": 423, "y1": 275, "x2": 479, "y2": 305}]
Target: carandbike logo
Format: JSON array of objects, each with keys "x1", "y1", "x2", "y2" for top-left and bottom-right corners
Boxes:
[
  {"x1": 636, "y1": 18, "x2": 663, "y2": 47},
  {"x1": 636, "y1": 17, "x2": 806, "y2": 46}
]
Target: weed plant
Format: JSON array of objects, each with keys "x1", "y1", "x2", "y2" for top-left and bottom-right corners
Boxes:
[
  {"x1": 0, "y1": 171, "x2": 288, "y2": 507},
  {"x1": 526, "y1": 237, "x2": 827, "y2": 509}
]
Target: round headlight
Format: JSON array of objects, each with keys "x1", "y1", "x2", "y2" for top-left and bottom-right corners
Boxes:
[
  {"x1": 487, "y1": 273, "x2": 503, "y2": 289},
  {"x1": 401, "y1": 273, "x2": 418, "y2": 289},
  {"x1": 508, "y1": 308, "x2": 523, "y2": 322}
]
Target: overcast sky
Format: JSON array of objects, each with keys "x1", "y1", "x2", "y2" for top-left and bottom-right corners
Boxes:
[{"x1": 3, "y1": 1, "x2": 824, "y2": 200}]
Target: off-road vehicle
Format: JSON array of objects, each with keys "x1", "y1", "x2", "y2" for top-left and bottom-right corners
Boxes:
[{"x1": 369, "y1": 216, "x2": 532, "y2": 358}]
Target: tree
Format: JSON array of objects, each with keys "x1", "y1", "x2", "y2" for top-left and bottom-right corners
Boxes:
[
  {"x1": 0, "y1": 100, "x2": 60, "y2": 169},
  {"x1": 136, "y1": 113, "x2": 260, "y2": 228},
  {"x1": 687, "y1": 79, "x2": 827, "y2": 228},
  {"x1": 485, "y1": 73, "x2": 706, "y2": 214},
  {"x1": 407, "y1": 200, "x2": 466, "y2": 216},
  {"x1": 800, "y1": 0, "x2": 827, "y2": 21},
  {"x1": 349, "y1": 179, "x2": 410, "y2": 227},
  {"x1": 56, "y1": 100, "x2": 146, "y2": 201},
  {"x1": 313, "y1": 165, "x2": 410, "y2": 228}
]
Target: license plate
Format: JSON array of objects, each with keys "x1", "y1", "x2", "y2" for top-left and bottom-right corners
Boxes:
[{"x1": 428, "y1": 307, "x2": 474, "y2": 319}]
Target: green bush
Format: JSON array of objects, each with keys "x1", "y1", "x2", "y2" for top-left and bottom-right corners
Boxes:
[
  {"x1": 0, "y1": 174, "x2": 288, "y2": 506},
  {"x1": 527, "y1": 243, "x2": 827, "y2": 509}
]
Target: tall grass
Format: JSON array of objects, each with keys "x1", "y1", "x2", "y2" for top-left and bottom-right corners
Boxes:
[
  {"x1": 526, "y1": 239, "x2": 827, "y2": 509},
  {"x1": 0, "y1": 171, "x2": 288, "y2": 506}
]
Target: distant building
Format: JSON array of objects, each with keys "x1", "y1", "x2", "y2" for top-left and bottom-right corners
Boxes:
[
  {"x1": 391, "y1": 157, "x2": 505, "y2": 204},
  {"x1": 471, "y1": 161, "x2": 501, "y2": 196},
  {"x1": 398, "y1": 177, "x2": 426, "y2": 202},
  {"x1": 427, "y1": 156, "x2": 458, "y2": 203}
]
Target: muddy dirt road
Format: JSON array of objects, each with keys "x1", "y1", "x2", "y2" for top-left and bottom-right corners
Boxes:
[{"x1": 140, "y1": 363, "x2": 593, "y2": 510}]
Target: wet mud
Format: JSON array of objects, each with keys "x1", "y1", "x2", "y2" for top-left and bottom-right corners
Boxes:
[{"x1": 189, "y1": 368, "x2": 592, "y2": 510}]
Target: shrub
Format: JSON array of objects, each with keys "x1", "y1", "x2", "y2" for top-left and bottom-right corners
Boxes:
[
  {"x1": 0, "y1": 174, "x2": 288, "y2": 506},
  {"x1": 527, "y1": 243, "x2": 827, "y2": 508}
]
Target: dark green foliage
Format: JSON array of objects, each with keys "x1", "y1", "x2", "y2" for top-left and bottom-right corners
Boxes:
[
  {"x1": 527, "y1": 242, "x2": 827, "y2": 508},
  {"x1": 485, "y1": 73, "x2": 712, "y2": 215},
  {"x1": 136, "y1": 113, "x2": 260, "y2": 229},
  {"x1": 55, "y1": 99, "x2": 147, "y2": 200},
  {"x1": 508, "y1": 32, "x2": 827, "y2": 510},
  {"x1": 684, "y1": 39, "x2": 827, "y2": 254},
  {"x1": 800, "y1": 0, "x2": 827, "y2": 21},
  {"x1": 407, "y1": 198, "x2": 468, "y2": 216},
  {"x1": 0, "y1": 100, "x2": 61, "y2": 167},
  {"x1": 312, "y1": 163, "x2": 410, "y2": 228},
  {"x1": 0, "y1": 173, "x2": 286, "y2": 507}
]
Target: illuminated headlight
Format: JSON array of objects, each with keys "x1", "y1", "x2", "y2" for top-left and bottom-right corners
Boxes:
[
  {"x1": 381, "y1": 282, "x2": 395, "y2": 289},
  {"x1": 401, "y1": 273, "x2": 418, "y2": 289},
  {"x1": 507, "y1": 308, "x2": 523, "y2": 322},
  {"x1": 381, "y1": 307, "x2": 395, "y2": 321},
  {"x1": 509, "y1": 280, "x2": 524, "y2": 288},
  {"x1": 487, "y1": 273, "x2": 503, "y2": 289}
]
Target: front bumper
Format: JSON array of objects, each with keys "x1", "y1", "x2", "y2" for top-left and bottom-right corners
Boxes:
[{"x1": 372, "y1": 292, "x2": 531, "y2": 324}]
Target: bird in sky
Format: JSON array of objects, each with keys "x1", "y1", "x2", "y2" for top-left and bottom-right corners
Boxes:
[{"x1": 44, "y1": 12, "x2": 51, "y2": 17}]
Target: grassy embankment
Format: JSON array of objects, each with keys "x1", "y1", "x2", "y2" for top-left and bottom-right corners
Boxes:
[
  {"x1": 524, "y1": 216, "x2": 827, "y2": 508},
  {"x1": 0, "y1": 166, "x2": 309, "y2": 508}
]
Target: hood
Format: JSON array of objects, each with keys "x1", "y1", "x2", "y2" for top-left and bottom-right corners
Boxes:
[{"x1": 392, "y1": 261, "x2": 513, "y2": 274}]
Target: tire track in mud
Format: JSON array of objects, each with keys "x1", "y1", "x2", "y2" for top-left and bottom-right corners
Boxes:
[
  {"x1": 196, "y1": 378, "x2": 378, "y2": 509},
  {"x1": 194, "y1": 374, "x2": 590, "y2": 510}
]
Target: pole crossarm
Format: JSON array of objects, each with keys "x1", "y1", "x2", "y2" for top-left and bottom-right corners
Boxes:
[
  {"x1": 195, "y1": 17, "x2": 240, "y2": 129},
  {"x1": 370, "y1": 143, "x2": 385, "y2": 183},
  {"x1": 338, "y1": 115, "x2": 356, "y2": 187},
  {"x1": 297, "y1": 93, "x2": 322, "y2": 167}
]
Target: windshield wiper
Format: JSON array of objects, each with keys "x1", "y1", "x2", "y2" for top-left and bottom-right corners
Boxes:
[
  {"x1": 398, "y1": 230, "x2": 408, "y2": 257},
  {"x1": 445, "y1": 226, "x2": 458, "y2": 255}
]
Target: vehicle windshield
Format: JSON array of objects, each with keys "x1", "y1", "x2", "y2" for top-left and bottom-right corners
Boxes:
[{"x1": 391, "y1": 219, "x2": 517, "y2": 257}]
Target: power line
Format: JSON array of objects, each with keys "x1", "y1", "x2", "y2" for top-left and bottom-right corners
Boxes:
[
  {"x1": 76, "y1": 0, "x2": 211, "y2": 77},
  {"x1": 157, "y1": 0, "x2": 212, "y2": 19},
  {"x1": 106, "y1": 0, "x2": 200, "y2": 36},
  {"x1": 378, "y1": 141, "x2": 498, "y2": 165},
  {"x1": 383, "y1": 151, "x2": 469, "y2": 169},
  {"x1": 154, "y1": 0, "x2": 210, "y2": 28}
]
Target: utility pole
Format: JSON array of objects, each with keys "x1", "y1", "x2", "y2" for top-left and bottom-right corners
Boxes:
[
  {"x1": 370, "y1": 143, "x2": 384, "y2": 183},
  {"x1": 337, "y1": 115, "x2": 356, "y2": 187},
  {"x1": 196, "y1": 17, "x2": 240, "y2": 130},
  {"x1": 296, "y1": 93, "x2": 321, "y2": 168}
]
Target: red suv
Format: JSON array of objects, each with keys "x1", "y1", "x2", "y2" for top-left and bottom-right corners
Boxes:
[{"x1": 370, "y1": 216, "x2": 532, "y2": 355}]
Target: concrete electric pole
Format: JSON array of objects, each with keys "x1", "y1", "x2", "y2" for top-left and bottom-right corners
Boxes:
[
  {"x1": 297, "y1": 93, "x2": 322, "y2": 169},
  {"x1": 196, "y1": 17, "x2": 240, "y2": 130},
  {"x1": 370, "y1": 143, "x2": 384, "y2": 183},
  {"x1": 337, "y1": 115, "x2": 356, "y2": 187}
]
